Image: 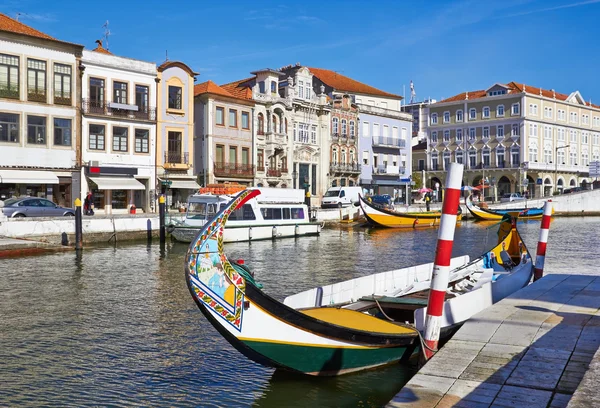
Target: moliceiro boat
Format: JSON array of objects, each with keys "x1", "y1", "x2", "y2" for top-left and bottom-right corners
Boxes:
[
  {"x1": 359, "y1": 194, "x2": 462, "y2": 228},
  {"x1": 170, "y1": 187, "x2": 321, "y2": 243},
  {"x1": 185, "y1": 188, "x2": 552, "y2": 376},
  {"x1": 465, "y1": 194, "x2": 550, "y2": 221}
]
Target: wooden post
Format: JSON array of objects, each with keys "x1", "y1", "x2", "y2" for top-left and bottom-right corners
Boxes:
[
  {"x1": 75, "y1": 198, "x2": 82, "y2": 251},
  {"x1": 423, "y1": 162, "x2": 463, "y2": 361},
  {"x1": 159, "y1": 195, "x2": 166, "y2": 245},
  {"x1": 533, "y1": 200, "x2": 553, "y2": 281}
]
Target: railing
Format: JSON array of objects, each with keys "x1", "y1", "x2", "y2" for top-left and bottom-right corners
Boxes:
[
  {"x1": 164, "y1": 151, "x2": 189, "y2": 165},
  {"x1": 0, "y1": 87, "x2": 19, "y2": 99},
  {"x1": 28, "y1": 90, "x2": 46, "y2": 103},
  {"x1": 267, "y1": 169, "x2": 282, "y2": 177},
  {"x1": 372, "y1": 136, "x2": 406, "y2": 148},
  {"x1": 257, "y1": 165, "x2": 265, "y2": 172},
  {"x1": 329, "y1": 163, "x2": 361, "y2": 174},
  {"x1": 214, "y1": 162, "x2": 255, "y2": 178},
  {"x1": 373, "y1": 165, "x2": 403, "y2": 175},
  {"x1": 82, "y1": 98, "x2": 156, "y2": 121},
  {"x1": 356, "y1": 103, "x2": 413, "y2": 120},
  {"x1": 54, "y1": 96, "x2": 72, "y2": 106},
  {"x1": 280, "y1": 167, "x2": 289, "y2": 174}
]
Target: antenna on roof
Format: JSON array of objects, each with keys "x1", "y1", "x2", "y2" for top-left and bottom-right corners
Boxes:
[
  {"x1": 102, "y1": 20, "x2": 111, "y2": 50},
  {"x1": 410, "y1": 80, "x2": 417, "y2": 104},
  {"x1": 165, "y1": 50, "x2": 169, "y2": 61},
  {"x1": 15, "y1": 12, "x2": 23, "y2": 21}
]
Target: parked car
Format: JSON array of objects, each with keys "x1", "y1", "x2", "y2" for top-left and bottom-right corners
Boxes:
[
  {"x1": 562, "y1": 187, "x2": 582, "y2": 194},
  {"x1": 500, "y1": 193, "x2": 526, "y2": 203},
  {"x1": 0, "y1": 197, "x2": 75, "y2": 218}
]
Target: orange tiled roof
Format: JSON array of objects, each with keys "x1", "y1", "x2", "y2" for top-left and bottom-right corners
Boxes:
[
  {"x1": 92, "y1": 40, "x2": 112, "y2": 55},
  {"x1": 194, "y1": 80, "x2": 237, "y2": 98},
  {"x1": 308, "y1": 67, "x2": 402, "y2": 99},
  {"x1": 0, "y1": 13, "x2": 55, "y2": 40},
  {"x1": 220, "y1": 77, "x2": 255, "y2": 100},
  {"x1": 439, "y1": 82, "x2": 600, "y2": 108}
]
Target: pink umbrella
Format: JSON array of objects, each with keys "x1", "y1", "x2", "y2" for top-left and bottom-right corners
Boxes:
[{"x1": 418, "y1": 187, "x2": 433, "y2": 193}]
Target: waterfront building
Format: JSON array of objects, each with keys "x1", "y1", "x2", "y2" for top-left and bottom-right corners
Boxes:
[
  {"x1": 0, "y1": 14, "x2": 83, "y2": 205},
  {"x1": 156, "y1": 61, "x2": 198, "y2": 209},
  {"x1": 194, "y1": 80, "x2": 256, "y2": 187},
  {"x1": 80, "y1": 41, "x2": 157, "y2": 214},
  {"x1": 401, "y1": 98, "x2": 436, "y2": 144},
  {"x1": 424, "y1": 82, "x2": 600, "y2": 200}
]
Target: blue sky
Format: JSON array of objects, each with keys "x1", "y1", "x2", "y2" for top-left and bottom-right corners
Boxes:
[{"x1": 4, "y1": 0, "x2": 600, "y2": 102}]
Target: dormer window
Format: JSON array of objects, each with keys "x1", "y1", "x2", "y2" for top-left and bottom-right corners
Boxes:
[
  {"x1": 259, "y1": 81, "x2": 265, "y2": 94},
  {"x1": 271, "y1": 81, "x2": 277, "y2": 94},
  {"x1": 298, "y1": 81, "x2": 304, "y2": 99},
  {"x1": 487, "y1": 89, "x2": 506, "y2": 96}
]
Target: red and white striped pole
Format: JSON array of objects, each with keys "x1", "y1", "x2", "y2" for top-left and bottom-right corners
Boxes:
[
  {"x1": 423, "y1": 162, "x2": 464, "y2": 361},
  {"x1": 533, "y1": 200, "x2": 553, "y2": 281}
]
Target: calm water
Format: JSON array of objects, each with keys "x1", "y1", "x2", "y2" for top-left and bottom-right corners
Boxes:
[{"x1": 1, "y1": 217, "x2": 598, "y2": 407}]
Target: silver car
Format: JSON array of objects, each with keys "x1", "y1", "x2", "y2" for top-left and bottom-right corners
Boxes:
[{"x1": 0, "y1": 197, "x2": 75, "y2": 218}]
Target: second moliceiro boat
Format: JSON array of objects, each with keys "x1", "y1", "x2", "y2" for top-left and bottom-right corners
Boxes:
[
  {"x1": 465, "y1": 194, "x2": 549, "y2": 221},
  {"x1": 170, "y1": 187, "x2": 321, "y2": 243}
]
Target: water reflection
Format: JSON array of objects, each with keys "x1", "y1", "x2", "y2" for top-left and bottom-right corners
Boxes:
[{"x1": 0, "y1": 217, "x2": 597, "y2": 407}]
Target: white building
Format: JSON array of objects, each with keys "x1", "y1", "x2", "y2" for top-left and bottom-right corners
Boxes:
[
  {"x1": 80, "y1": 41, "x2": 157, "y2": 214},
  {"x1": 0, "y1": 13, "x2": 83, "y2": 205}
]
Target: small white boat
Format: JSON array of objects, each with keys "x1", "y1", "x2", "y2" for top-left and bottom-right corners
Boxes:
[{"x1": 170, "y1": 187, "x2": 321, "y2": 243}]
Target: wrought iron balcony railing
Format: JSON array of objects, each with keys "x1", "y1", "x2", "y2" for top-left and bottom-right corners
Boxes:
[
  {"x1": 28, "y1": 90, "x2": 46, "y2": 103},
  {"x1": 214, "y1": 162, "x2": 255, "y2": 178},
  {"x1": 54, "y1": 96, "x2": 72, "y2": 106},
  {"x1": 372, "y1": 136, "x2": 406, "y2": 148},
  {"x1": 0, "y1": 87, "x2": 19, "y2": 99},
  {"x1": 267, "y1": 169, "x2": 282, "y2": 177},
  {"x1": 164, "y1": 151, "x2": 189, "y2": 164},
  {"x1": 82, "y1": 98, "x2": 157, "y2": 121},
  {"x1": 329, "y1": 162, "x2": 361, "y2": 174}
]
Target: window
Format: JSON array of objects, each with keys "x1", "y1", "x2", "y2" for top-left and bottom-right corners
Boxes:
[
  {"x1": 311, "y1": 125, "x2": 317, "y2": 144},
  {"x1": 483, "y1": 148, "x2": 490, "y2": 167},
  {"x1": 497, "y1": 125, "x2": 504, "y2": 139},
  {"x1": 544, "y1": 147, "x2": 552, "y2": 163},
  {"x1": 443, "y1": 151, "x2": 451, "y2": 168},
  {"x1": 242, "y1": 148, "x2": 249, "y2": 165},
  {"x1": 168, "y1": 85, "x2": 182, "y2": 110},
  {"x1": 497, "y1": 105, "x2": 504, "y2": 117},
  {"x1": 456, "y1": 128, "x2": 463, "y2": 141},
  {"x1": 512, "y1": 103, "x2": 520, "y2": 115},
  {"x1": 469, "y1": 108, "x2": 476, "y2": 120},
  {"x1": 529, "y1": 104, "x2": 538, "y2": 115},
  {"x1": 443, "y1": 130, "x2": 450, "y2": 142},
  {"x1": 497, "y1": 147, "x2": 505, "y2": 167},
  {"x1": 570, "y1": 150, "x2": 577, "y2": 166},
  {"x1": 89, "y1": 124, "x2": 105, "y2": 150},
  {"x1": 594, "y1": 117, "x2": 600, "y2": 127},
  {"x1": 135, "y1": 85, "x2": 149, "y2": 112},
  {"x1": 135, "y1": 129, "x2": 149, "y2": 153},
  {"x1": 469, "y1": 149, "x2": 476, "y2": 167},
  {"x1": 270, "y1": 81, "x2": 277, "y2": 94},
  {"x1": 332, "y1": 117, "x2": 339, "y2": 134},
  {"x1": 557, "y1": 147, "x2": 565, "y2": 164},
  {"x1": 511, "y1": 146, "x2": 520, "y2": 166},
  {"x1": 469, "y1": 128, "x2": 475, "y2": 140},
  {"x1": 362, "y1": 151, "x2": 369, "y2": 165},
  {"x1": 512, "y1": 124, "x2": 520, "y2": 136},
  {"x1": 241, "y1": 111, "x2": 250, "y2": 129},
  {"x1": 483, "y1": 107, "x2": 490, "y2": 118},
  {"x1": 27, "y1": 115, "x2": 46, "y2": 144},
  {"x1": 257, "y1": 149, "x2": 264, "y2": 169},
  {"x1": 113, "y1": 81, "x2": 128, "y2": 104},
  {"x1": 582, "y1": 132, "x2": 589, "y2": 144},
  {"x1": 362, "y1": 121, "x2": 369, "y2": 137},
  {"x1": 0, "y1": 53, "x2": 20, "y2": 98},
  {"x1": 529, "y1": 124, "x2": 538, "y2": 137},
  {"x1": 168, "y1": 131, "x2": 182, "y2": 161},
  {"x1": 298, "y1": 123, "x2": 309, "y2": 143},
  {"x1": 570, "y1": 112, "x2": 578, "y2": 124},
  {"x1": 558, "y1": 128, "x2": 565, "y2": 141},
  {"x1": 392, "y1": 126, "x2": 399, "y2": 140},
  {"x1": 215, "y1": 144, "x2": 224, "y2": 163},
  {"x1": 582, "y1": 151, "x2": 589, "y2": 166},
  {"x1": 229, "y1": 109, "x2": 237, "y2": 127},
  {"x1": 27, "y1": 59, "x2": 46, "y2": 102},
  {"x1": 431, "y1": 131, "x2": 438, "y2": 142},
  {"x1": 293, "y1": 123, "x2": 297, "y2": 141},
  {"x1": 53, "y1": 64, "x2": 71, "y2": 105},
  {"x1": 373, "y1": 123, "x2": 380, "y2": 137},
  {"x1": 570, "y1": 130, "x2": 578, "y2": 143},
  {"x1": 341, "y1": 119, "x2": 347, "y2": 135},
  {"x1": 544, "y1": 125, "x2": 552, "y2": 140},
  {"x1": 456, "y1": 150, "x2": 463, "y2": 164},
  {"x1": 558, "y1": 109, "x2": 566, "y2": 121},
  {"x1": 298, "y1": 80, "x2": 304, "y2": 99},
  {"x1": 229, "y1": 146, "x2": 237, "y2": 163},
  {"x1": 89, "y1": 78, "x2": 104, "y2": 105},
  {"x1": 529, "y1": 143, "x2": 538, "y2": 162},
  {"x1": 443, "y1": 111, "x2": 450, "y2": 123},
  {"x1": 544, "y1": 106, "x2": 553, "y2": 119},
  {"x1": 350, "y1": 121, "x2": 355, "y2": 138},
  {"x1": 431, "y1": 113, "x2": 438, "y2": 124},
  {"x1": 582, "y1": 114, "x2": 589, "y2": 125},
  {"x1": 594, "y1": 133, "x2": 599, "y2": 145},
  {"x1": 488, "y1": 89, "x2": 507, "y2": 96},
  {"x1": 456, "y1": 110, "x2": 463, "y2": 122},
  {"x1": 382, "y1": 124, "x2": 389, "y2": 137},
  {"x1": 0, "y1": 112, "x2": 19, "y2": 142},
  {"x1": 112, "y1": 126, "x2": 128, "y2": 151},
  {"x1": 216, "y1": 107, "x2": 224, "y2": 125},
  {"x1": 54, "y1": 118, "x2": 71, "y2": 146},
  {"x1": 483, "y1": 127, "x2": 490, "y2": 138},
  {"x1": 431, "y1": 154, "x2": 438, "y2": 170}
]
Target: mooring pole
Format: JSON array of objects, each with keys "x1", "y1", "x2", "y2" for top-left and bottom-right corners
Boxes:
[
  {"x1": 423, "y1": 162, "x2": 463, "y2": 361},
  {"x1": 75, "y1": 198, "x2": 83, "y2": 251},
  {"x1": 533, "y1": 200, "x2": 553, "y2": 281},
  {"x1": 159, "y1": 195, "x2": 166, "y2": 245}
]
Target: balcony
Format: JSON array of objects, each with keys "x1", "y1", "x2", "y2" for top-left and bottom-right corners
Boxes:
[
  {"x1": 257, "y1": 165, "x2": 265, "y2": 172},
  {"x1": 280, "y1": 167, "x2": 289, "y2": 174},
  {"x1": 330, "y1": 162, "x2": 361, "y2": 174},
  {"x1": 267, "y1": 169, "x2": 282, "y2": 177},
  {"x1": 28, "y1": 90, "x2": 46, "y2": 103},
  {"x1": 0, "y1": 87, "x2": 19, "y2": 99},
  {"x1": 373, "y1": 165, "x2": 403, "y2": 175},
  {"x1": 164, "y1": 151, "x2": 190, "y2": 170},
  {"x1": 82, "y1": 98, "x2": 156, "y2": 122},
  {"x1": 214, "y1": 162, "x2": 255, "y2": 178},
  {"x1": 372, "y1": 136, "x2": 406, "y2": 148},
  {"x1": 54, "y1": 95, "x2": 72, "y2": 106}
]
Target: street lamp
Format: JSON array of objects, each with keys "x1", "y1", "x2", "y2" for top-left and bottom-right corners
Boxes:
[{"x1": 555, "y1": 145, "x2": 570, "y2": 194}]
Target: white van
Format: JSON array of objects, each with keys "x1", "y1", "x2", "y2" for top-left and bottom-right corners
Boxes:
[{"x1": 321, "y1": 187, "x2": 363, "y2": 208}]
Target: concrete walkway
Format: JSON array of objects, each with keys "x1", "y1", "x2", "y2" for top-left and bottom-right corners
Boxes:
[{"x1": 387, "y1": 274, "x2": 600, "y2": 408}]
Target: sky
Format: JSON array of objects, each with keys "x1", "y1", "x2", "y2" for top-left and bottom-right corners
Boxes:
[{"x1": 3, "y1": 0, "x2": 600, "y2": 103}]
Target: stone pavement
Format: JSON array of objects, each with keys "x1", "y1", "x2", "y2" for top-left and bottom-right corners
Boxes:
[{"x1": 387, "y1": 274, "x2": 600, "y2": 408}]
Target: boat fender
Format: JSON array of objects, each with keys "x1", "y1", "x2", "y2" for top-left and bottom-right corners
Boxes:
[
  {"x1": 295, "y1": 224, "x2": 300, "y2": 236},
  {"x1": 166, "y1": 224, "x2": 175, "y2": 234},
  {"x1": 315, "y1": 287, "x2": 324, "y2": 307},
  {"x1": 248, "y1": 226, "x2": 252, "y2": 241},
  {"x1": 272, "y1": 225, "x2": 277, "y2": 239}
]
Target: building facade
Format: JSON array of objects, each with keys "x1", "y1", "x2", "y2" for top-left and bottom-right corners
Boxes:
[
  {"x1": 0, "y1": 14, "x2": 83, "y2": 205},
  {"x1": 327, "y1": 94, "x2": 360, "y2": 187},
  {"x1": 424, "y1": 82, "x2": 600, "y2": 200},
  {"x1": 80, "y1": 41, "x2": 157, "y2": 214},
  {"x1": 194, "y1": 80, "x2": 256, "y2": 187},
  {"x1": 157, "y1": 61, "x2": 198, "y2": 209}
]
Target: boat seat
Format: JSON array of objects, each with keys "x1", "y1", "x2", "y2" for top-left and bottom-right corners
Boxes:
[
  {"x1": 499, "y1": 250, "x2": 516, "y2": 271},
  {"x1": 471, "y1": 268, "x2": 494, "y2": 290},
  {"x1": 360, "y1": 295, "x2": 430, "y2": 307},
  {"x1": 300, "y1": 307, "x2": 417, "y2": 335}
]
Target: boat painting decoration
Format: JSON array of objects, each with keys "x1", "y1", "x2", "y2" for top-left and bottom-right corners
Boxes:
[{"x1": 465, "y1": 194, "x2": 549, "y2": 221}]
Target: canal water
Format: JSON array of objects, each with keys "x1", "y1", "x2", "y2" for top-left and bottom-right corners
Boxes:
[{"x1": 1, "y1": 217, "x2": 598, "y2": 407}]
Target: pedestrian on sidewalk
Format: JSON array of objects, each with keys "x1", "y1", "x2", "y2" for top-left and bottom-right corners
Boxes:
[{"x1": 84, "y1": 192, "x2": 95, "y2": 216}]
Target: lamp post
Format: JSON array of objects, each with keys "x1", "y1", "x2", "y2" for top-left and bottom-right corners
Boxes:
[
  {"x1": 555, "y1": 145, "x2": 570, "y2": 194},
  {"x1": 490, "y1": 176, "x2": 497, "y2": 202}
]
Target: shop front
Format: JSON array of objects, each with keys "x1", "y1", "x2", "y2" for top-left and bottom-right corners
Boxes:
[
  {"x1": 0, "y1": 169, "x2": 64, "y2": 202},
  {"x1": 85, "y1": 166, "x2": 148, "y2": 214},
  {"x1": 158, "y1": 177, "x2": 200, "y2": 210}
]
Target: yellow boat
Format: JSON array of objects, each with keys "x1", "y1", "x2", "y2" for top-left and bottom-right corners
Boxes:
[{"x1": 465, "y1": 195, "x2": 550, "y2": 221}]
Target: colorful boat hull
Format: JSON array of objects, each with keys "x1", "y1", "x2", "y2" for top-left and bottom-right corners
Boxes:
[{"x1": 465, "y1": 196, "x2": 546, "y2": 221}]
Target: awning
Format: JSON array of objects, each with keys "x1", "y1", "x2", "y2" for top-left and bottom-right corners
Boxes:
[
  {"x1": 88, "y1": 176, "x2": 146, "y2": 190},
  {"x1": 0, "y1": 170, "x2": 59, "y2": 184},
  {"x1": 169, "y1": 180, "x2": 200, "y2": 190}
]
